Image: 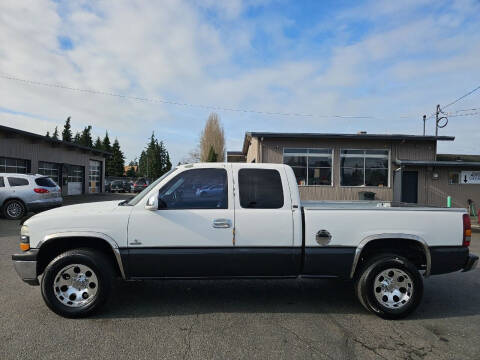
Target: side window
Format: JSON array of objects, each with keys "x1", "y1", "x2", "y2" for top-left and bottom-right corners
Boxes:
[
  {"x1": 238, "y1": 169, "x2": 284, "y2": 209},
  {"x1": 0, "y1": 177, "x2": 4, "y2": 187},
  {"x1": 158, "y1": 168, "x2": 228, "y2": 209},
  {"x1": 8, "y1": 177, "x2": 29, "y2": 187}
]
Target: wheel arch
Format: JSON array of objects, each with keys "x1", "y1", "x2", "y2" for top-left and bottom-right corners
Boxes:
[
  {"x1": 37, "y1": 233, "x2": 126, "y2": 279},
  {"x1": 350, "y1": 233, "x2": 431, "y2": 279}
]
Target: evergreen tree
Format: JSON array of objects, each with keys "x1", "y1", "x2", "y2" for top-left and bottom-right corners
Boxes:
[
  {"x1": 94, "y1": 136, "x2": 103, "y2": 150},
  {"x1": 79, "y1": 126, "x2": 93, "y2": 148},
  {"x1": 52, "y1": 126, "x2": 59, "y2": 140},
  {"x1": 62, "y1": 116, "x2": 73, "y2": 142},
  {"x1": 45, "y1": 131, "x2": 50, "y2": 138},
  {"x1": 137, "y1": 133, "x2": 172, "y2": 179},
  {"x1": 103, "y1": 132, "x2": 114, "y2": 176},
  {"x1": 73, "y1": 132, "x2": 81, "y2": 143},
  {"x1": 206, "y1": 146, "x2": 218, "y2": 162},
  {"x1": 111, "y1": 139, "x2": 125, "y2": 177}
]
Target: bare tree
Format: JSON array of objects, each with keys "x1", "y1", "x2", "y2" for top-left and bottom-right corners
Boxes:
[
  {"x1": 180, "y1": 146, "x2": 201, "y2": 164},
  {"x1": 199, "y1": 113, "x2": 225, "y2": 162}
]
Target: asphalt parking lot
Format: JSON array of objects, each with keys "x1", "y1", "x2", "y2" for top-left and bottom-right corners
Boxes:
[{"x1": 1, "y1": 195, "x2": 479, "y2": 360}]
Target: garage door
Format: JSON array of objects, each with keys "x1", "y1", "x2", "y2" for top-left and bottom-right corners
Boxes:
[{"x1": 65, "y1": 165, "x2": 84, "y2": 195}]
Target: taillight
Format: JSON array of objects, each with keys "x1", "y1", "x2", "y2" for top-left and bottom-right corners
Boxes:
[
  {"x1": 34, "y1": 188, "x2": 49, "y2": 194},
  {"x1": 463, "y1": 214, "x2": 471, "y2": 247}
]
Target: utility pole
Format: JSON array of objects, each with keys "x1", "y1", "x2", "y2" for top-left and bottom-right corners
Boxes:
[
  {"x1": 435, "y1": 104, "x2": 448, "y2": 136},
  {"x1": 423, "y1": 114, "x2": 426, "y2": 135}
]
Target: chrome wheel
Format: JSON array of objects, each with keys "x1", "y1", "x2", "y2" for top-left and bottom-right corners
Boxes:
[
  {"x1": 6, "y1": 201, "x2": 23, "y2": 218},
  {"x1": 53, "y1": 264, "x2": 99, "y2": 308},
  {"x1": 373, "y1": 268, "x2": 413, "y2": 309}
]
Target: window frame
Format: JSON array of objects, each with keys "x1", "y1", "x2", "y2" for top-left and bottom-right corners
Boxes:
[
  {"x1": 339, "y1": 149, "x2": 391, "y2": 188},
  {"x1": 0, "y1": 156, "x2": 31, "y2": 174},
  {"x1": 448, "y1": 172, "x2": 460, "y2": 185},
  {"x1": 157, "y1": 168, "x2": 229, "y2": 210},
  {"x1": 238, "y1": 168, "x2": 285, "y2": 209},
  {"x1": 282, "y1": 148, "x2": 333, "y2": 186}
]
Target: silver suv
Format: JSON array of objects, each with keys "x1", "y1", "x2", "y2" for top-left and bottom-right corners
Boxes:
[{"x1": 0, "y1": 173, "x2": 62, "y2": 220}]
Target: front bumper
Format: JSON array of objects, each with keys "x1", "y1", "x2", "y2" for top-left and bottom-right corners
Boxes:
[
  {"x1": 463, "y1": 253, "x2": 479, "y2": 272},
  {"x1": 12, "y1": 249, "x2": 39, "y2": 285}
]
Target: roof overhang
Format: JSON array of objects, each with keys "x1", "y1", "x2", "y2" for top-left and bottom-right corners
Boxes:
[
  {"x1": 0, "y1": 124, "x2": 112, "y2": 157},
  {"x1": 242, "y1": 131, "x2": 455, "y2": 154},
  {"x1": 396, "y1": 160, "x2": 480, "y2": 168}
]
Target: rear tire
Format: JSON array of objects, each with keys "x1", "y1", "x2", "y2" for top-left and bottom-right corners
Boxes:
[
  {"x1": 3, "y1": 199, "x2": 26, "y2": 220},
  {"x1": 41, "y1": 249, "x2": 113, "y2": 318},
  {"x1": 355, "y1": 253, "x2": 423, "y2": 319}
]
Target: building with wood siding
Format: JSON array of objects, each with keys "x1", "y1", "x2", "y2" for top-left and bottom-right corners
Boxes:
[
  {"x1": 0, "y1": 124, "x2": 109, "y2": 195},
  {"x1": 229, "y1": 131, "x2": 480, "y2": 209}
]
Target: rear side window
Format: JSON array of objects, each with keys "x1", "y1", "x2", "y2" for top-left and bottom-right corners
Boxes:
[
  {"x1": 238, "y1": 169, "x2": 284, "y2": 209},
  {"x1": 35, "y1": 177, "x2": 57, "y2": 187},
  {"x1": 0, "y1": 177, "x2": 4, "y2": 187},
  {"x1": 8, "y1": 177, "x2": 29, "y2": 187}
]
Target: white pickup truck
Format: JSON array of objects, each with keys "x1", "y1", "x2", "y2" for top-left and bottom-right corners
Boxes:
[{"x1": 12, "y1": 163, "x2": 478, "y2": 319}]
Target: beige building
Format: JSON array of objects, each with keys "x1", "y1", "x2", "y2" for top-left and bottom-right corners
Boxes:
[
  {"x1": 0, "y1": 124, "x2": 109, "y2": 195},
  {"x1": 227, "y1": 131, "x2": 480, "y2": 208}
]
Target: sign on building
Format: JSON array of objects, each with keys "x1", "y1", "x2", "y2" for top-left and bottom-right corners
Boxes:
[{"x1": 460, "y1": 171, "x2": 480, "y2": 184}]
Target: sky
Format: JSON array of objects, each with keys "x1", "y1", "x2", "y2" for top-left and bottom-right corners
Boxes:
[{"x1": 1, "y1": 0, "x2": 479, "y2": 164}]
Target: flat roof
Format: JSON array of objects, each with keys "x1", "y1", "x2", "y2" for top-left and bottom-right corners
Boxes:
[
  {"x1": 437, "y1": 154, "x2": 480, "y2": 162},
  {"x1": 243, "y1": 131, "x2": 455, "y2": 153},
  {"x1": 0, "y1": 124, "x2": 111, "y2": 156},
  {"x1": 396, "y1": 159, "x2": 480, "y2": 168}
]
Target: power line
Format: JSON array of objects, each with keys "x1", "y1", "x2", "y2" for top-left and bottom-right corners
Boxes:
[
  {"x1": 0, "y1": 73, "x2": 379, "y2": 119},
  {"x1": 425, "y1": 84, "x2": 480, "y2": 120},
  {"x1": 448, "y1": 107, "x2": 479, "y2": 113},
  {"x1": 447, "y1": 111, "x2": 480, "y2": 117},
  {"x1": 442, "y1": 85, "x2": 480, "y2": 110}
]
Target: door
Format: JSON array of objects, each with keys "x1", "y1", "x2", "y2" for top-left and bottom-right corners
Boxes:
[
  {"x1": 127, "y1": 166, "x2": 235, "y2": 278},
  {"x1": 401, "y1": 171, "x2": 418, "y2": 203},
  {"x1": 232, "y1": 167, "x2": 299, "y2": 276}
]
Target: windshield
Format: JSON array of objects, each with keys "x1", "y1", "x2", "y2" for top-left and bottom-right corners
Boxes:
[{"x1": 126, "y1": 168, "x2": 177, "y2": 206}]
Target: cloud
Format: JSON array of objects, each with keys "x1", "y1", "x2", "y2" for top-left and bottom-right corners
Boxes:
[{"x1": 0, "y1": 0, "x2": 479, "y2": 165}]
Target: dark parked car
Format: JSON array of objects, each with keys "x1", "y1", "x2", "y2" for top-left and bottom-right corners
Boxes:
[
  {"x1": 105, "y1": 179, "x2": 111, "y2": 193},
  {"x1": 110, "y1": 180, "x2": 130, "y2": 193},
  {"x1": 132, "y1": 178, "x2": 149, "y2": 193}
]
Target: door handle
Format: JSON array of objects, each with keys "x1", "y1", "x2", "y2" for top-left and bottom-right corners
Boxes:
[{"x1": 213, "y1": 218, "x2": 232, "y2": 228}]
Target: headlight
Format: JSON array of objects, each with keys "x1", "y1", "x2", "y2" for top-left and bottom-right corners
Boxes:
[{"x1": 20, "y1": 225, "x2": 30, "y2": 251}]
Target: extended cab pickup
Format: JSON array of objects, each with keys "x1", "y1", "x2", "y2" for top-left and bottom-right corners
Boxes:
[{"x1": 12, "y1": 163, "x2": 478, "y2": 318}]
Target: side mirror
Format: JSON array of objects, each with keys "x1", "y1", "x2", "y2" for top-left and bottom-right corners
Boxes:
[{"x1": 145, "y1": 195, "x2": 158, "y2": 211}]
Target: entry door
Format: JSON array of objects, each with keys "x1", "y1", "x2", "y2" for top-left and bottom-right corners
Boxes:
[
  {"x1": 127, "y1": 166, "x2": 235, "y2": 278},
  {"x1": 232, "y1": 167, "x2": 299, "y2": 276},
  {"x1": 401, "y1": 171, "x2": 418, "y2": 203}
]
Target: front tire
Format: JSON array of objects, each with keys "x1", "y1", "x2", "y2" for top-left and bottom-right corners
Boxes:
[
  {"x1": 41, "y1": 249, "x2": 113, "y2": 318},
  {"x1": 355, "y1": 254, "x2": 423, "y2": 319},
  {"x1": 3, "y1": 199, "x2": 26, "y2": 220}
]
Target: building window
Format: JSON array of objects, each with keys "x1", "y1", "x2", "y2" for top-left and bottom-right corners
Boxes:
[
  {"x1": 38, "y1": 161, "x2": 61, "y2": 186},
  {"x1": 340, "y1": 150, "x2": 389, "y2": 187},
  {"x1": 89, "y1": 160, "x2": 102, "y2": 193},
  {"x1": 0, "y1": 157, "x2": 31, "y2": 174},
  {"x1": 448, "y1": 172, "x2": 459, "y2": 185},
  {"x1": 283, "y1": 148, "x2": 332, "y2": 186}
]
